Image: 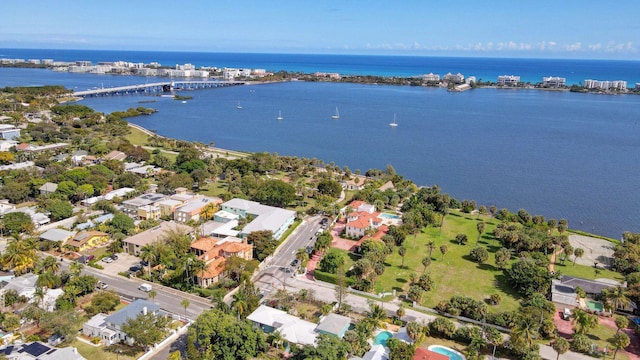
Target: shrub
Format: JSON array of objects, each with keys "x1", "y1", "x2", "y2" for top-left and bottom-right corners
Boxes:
[
  {"x1": 489, "y1": 293, "x2": 502, "y2": 305},
  {"x1": 570, "y1": 334, "x2": 592, "y2": 354},
  {"x1": 429, "y1": 318, "x2": 456, "y2": 339}
]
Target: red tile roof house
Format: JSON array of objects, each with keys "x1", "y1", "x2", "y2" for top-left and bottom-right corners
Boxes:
[
  {"x1": 190, "y1": 236, "x2": 253, "y2": 287},
  {"x1": 344, "y1": 200, "x2": 383, "y2": 239}
]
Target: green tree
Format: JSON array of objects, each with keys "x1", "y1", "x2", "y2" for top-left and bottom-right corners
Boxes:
[
  {"x1": 314, "y1": 231, "x2": 332, "y2": 253},
  {"x1": 253, "y1": 179, "x2": 295, "y2": 207},
  {"x1": 317, "y1": 179, "x2": 342, "y2": 198},
  {"x1": 611, "y1": 332, "x2": 630, "y2": 360},
  {"x1": 573, "y1": 247, "x2": 584, "y2": 265},
  {"x1": 494, "y1": 247, "x2": 512, "y2": 270},
  {"x1": 121, "y1": 312, "x2": 170, "y2": 348},
  {"x1": 571, "y1": 308, "x2": 598, "y2": 335},
  {"x1": 139, "y1": 244, "x2": 156, "y2": 277},
  {"x1": 180, "y1": 298, "x2": 190, "y2": 319},
  {"x1": 86, "y1": 291, "x2": 120, "y2": 317},
  {"x1": 510, "y1": 313, "x2": 540, "y2": 354},
  {"x1": 318, "y1": 250, "x2": 345, "y2": 274},
  {"x1": 44, "y1": 198, "x2": 73, "y2": 221},
  {"x1": 3, "y1": 212, "x2": 34, "y2": 235},
  {"x1": 406, "y1": 321, "x2": 423, "y2": 342},
  {"x1": 476, "y1": 222, "x2": 485, "y2": 244},
  {"x1": 455, "y1": 233, "x2": 468, "y2": 245},
  {"x1": 614, "y1": 315, "x2": 629, "y2": 333},
  {"x1": 110, "y1": 212, "x2": 135, "y2": 234},
  {"x1": 485, "y1": 327, "x2": 504, "y2": 359},
  {"x1": 470, "y1": 246, "x2": 489, "y2": 265},
  {"x1": 38, "y1": 255, "x2": 60, "y2": 274},
  {"x1": 247, "y1": 230, "x2": 278, "y2": 261},
  {"x1": 398, "y1": 246, "x2": 407, "y2": 268},
  {"x1": 552, "y1": 338, "x2": 569, "y2": 360},
  {"x1": 421, "y1": 256, "x2": 431, "y2": 274},
  {"x1": 148, "y1": 290, "x2": 157, "y2": 301},
  {"x1": 186, "y1": 309, "x2": 266, "y2": 360},
  {"x1": 440, "y1": 245, "x2": 448, "y2": 260},
  {"x1": 366, "y1": 303, "x2": 387, "y2": 330},
  {"x1": 387, "y1": 338, "x2": 415, "y2": 360},
  {"x1": 335, "y1": 264, "x2": 347, "y2": 309}
]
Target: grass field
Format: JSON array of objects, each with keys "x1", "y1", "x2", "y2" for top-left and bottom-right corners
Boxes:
[
  {"x1": 124, "y1": 126, "x2": 150, "y2": 145},
  {"x1": 70, "y1": 339, "x2": 142, "y2": 360},
  {"x1": 374, "y1": 210, "x2": 522, "y2": 314}
]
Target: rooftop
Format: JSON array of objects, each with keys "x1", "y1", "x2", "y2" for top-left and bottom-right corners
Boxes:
[
  {"x1": 39, "y1": 228, "x2": 75, "y2": 242},
  {"x1": 105, "y1": 299, "x2": 160, "y2": 327},
  {"x1": 123, "y1": 221, "x2": 193, "y2": 247}
]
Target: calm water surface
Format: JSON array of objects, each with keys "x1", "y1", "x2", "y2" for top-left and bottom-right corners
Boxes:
[{"x1": 76, "y1": 81, "x2": 640, "y2": 238}]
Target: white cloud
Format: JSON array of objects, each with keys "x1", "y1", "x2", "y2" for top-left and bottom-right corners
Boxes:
[{"x1": 564, "y1": 42, "x2": 582, "y2": 51}]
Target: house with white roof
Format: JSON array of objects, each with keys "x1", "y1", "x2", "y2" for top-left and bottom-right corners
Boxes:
[
  {"x1": 0, "y1": 341, "x2": 86, "y2": 360},
  {"x1": 221, "y1": 199, "x2": 295, "y2": 240},
  {"x1": 1, "y1": 273, "x2": 38, "y2": 299},
  {"x1": 247, "y1": 305, "x2": 318, "y2": 347}
]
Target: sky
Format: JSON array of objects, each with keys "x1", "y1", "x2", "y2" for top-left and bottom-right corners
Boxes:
[{"x1": 1, "y1": 0, "x2": 638, "y2": 59}]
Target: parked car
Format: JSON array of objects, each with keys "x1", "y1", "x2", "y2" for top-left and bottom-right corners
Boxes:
[
  {"x1": 96, "y1": 281, "x2": 108, "y2": 290},
  {"x1": 102, "y1": 257, "x2": 113, "y2": 263},
  {"x1": 562, "y1": 308, "x2": 572, "y2": 320},
  {"x1": 111, "y1": 254, "x2": 118, "y2": 260},
  {"x1": 129, "y1": 265, "x2": 141, "y2": 272},
  {"x1": 290, "y1": 259, "x2": 299, "y2": 267}
]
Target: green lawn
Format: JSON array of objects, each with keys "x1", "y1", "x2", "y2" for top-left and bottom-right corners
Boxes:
[
  {"x1": 375, "y1": 211, "x2": 521, "y2": 314},
  {"x1": 70, "y1": 340, "x2": 142, "y2": 360},
  {"x1": 124, "y1": 126, "x2": 150, "y2": 146},
  {"x1": 586, "y1": 323, "x2": 630, "y2": 360},
  {"x1": 553, "y1": 261, "x2": 625, "y2": 282}
]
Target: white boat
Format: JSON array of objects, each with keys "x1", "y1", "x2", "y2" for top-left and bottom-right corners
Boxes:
[
  {"x1": 389, "y1": 113, "x2": 398, "y2": 127},
  {"x1": 331, "y1": 107, "x2": 340, "y2": 119},
  {"x1": 277, "y1": 110, "x2": 283, "y2": 120},
  {"x1": 237, "y1": 101, "x2": 242, "y2": 109},
  {"x1": 182, "y1": 100, "x2": 187, "y2": 104}
]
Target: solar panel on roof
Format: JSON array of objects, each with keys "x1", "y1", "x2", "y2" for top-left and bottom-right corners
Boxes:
[{"x1": 23, "y1": 342, "x2": 50, "y2": 357}]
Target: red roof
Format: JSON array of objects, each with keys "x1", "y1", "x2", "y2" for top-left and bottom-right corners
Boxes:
[
  {"x1": 348, "y1": 200, "x2": 365, "y2": 209},
  {"x1": 413, "y1": 348, "x2": 449, "y2": 360}
]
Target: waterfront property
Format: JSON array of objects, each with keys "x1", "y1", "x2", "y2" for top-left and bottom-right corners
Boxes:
[
  {"x1": 344, "y1": 200, "x2": 383, "y2": 238},
  {"x1": 542, "y1": 76, "x2": 566, "y2": 87},
  {"x1": 497, "y1": 75, "x2": 520, "y2": 86}
]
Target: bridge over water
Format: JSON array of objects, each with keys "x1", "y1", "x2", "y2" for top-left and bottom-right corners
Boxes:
[{"x1": 73, "y1": 80, "x2": 246, "y2": 97}]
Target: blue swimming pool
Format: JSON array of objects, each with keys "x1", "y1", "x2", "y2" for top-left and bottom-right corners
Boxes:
[
  {"x1": 379, "y1": 213, "x2": 401, "y2": 220},
  {"x1": 373, "y1": 331, "x2": 393, "y2": 346},
  {"x1": 428, "y1": 345, "x2": 466, "y2": 360}
]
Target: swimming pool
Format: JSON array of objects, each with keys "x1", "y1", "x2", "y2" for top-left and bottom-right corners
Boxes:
[
  {"x1": 373, "y1": 331, "x2": 393, "y2": 346},
  {"x1": 379, "y1": 213, "x2": 401, "y2": 220},
  {"x1": 428, "y1": 345, "x2": 466, "y2": 360},
  {"x1": 587, "y1": 300, "x2": 604, "y2": 312}
]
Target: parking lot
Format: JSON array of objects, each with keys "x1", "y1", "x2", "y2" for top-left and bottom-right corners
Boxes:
[{"x1": 96, "y1": 252, "x2": 144, "y2": 277}]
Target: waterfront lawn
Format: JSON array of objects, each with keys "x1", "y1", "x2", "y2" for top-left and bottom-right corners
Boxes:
[
  {"x1": 553, "y1": 261, "x2": 625, "y2": 282},
  {"x1": 374, "y1": 210, "x2": 521, "y2": 314},
  {"x1": 124, "y1": 126, "x2": 149, "y2": 146}
]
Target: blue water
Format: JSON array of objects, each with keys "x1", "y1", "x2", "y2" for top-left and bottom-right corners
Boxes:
[
  {"x1": 429, "y1": 345, "x2": 465, "y2": 360},
  {"x1": 2, "y1": 48, "x2": 640, "y2": 85},
  {"x1": 379, "y1": 213, "x2": 401, "y2": 220},
  {"x1": 373, "y1": 331, "x2": 392, "y2": 346},
  {"x1": 1, "y1": 53, "x2": 639, "y2": 238}
]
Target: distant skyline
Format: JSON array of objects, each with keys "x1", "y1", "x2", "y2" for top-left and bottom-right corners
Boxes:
[{"x1": 1, "y1": 1, "x2": 638, "y2": 60}]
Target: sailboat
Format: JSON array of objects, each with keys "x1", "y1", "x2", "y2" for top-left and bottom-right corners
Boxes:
[
  {"x1": 331, "y1": 107, "x2": 340, "y2": 119},
  {"x1": 236, "y1": 101, "x2": 242, "y2": 109},
  {"x1": 276, "y1": 110, "x2": 283, "y2": 120},
  {"x1": 389, "y1": 113, "x2": 398, "y2": 127}
]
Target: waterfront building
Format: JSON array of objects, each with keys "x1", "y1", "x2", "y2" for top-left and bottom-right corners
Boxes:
[
  {"x1": 497, "y1": 75, "x2": 521, "y2": 86},
  {"x1": 443, "y1": 72, "x2": 464, "y2": 83},
  {"x1": 584, "y1": 79, "x2": 627, "y2": 91},
  {"x1": 422, "y1": 73, "x2": 440, "y2": 82},
  {"x1": 542, "y1": 76, "x2": 566, "y2": 87}
]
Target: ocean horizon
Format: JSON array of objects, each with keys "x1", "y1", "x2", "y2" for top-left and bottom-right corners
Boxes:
[
  {"x1": 1, "y1": 52, "x2": 639, "y2": 239},
  {"x1": 2, "y1": 48, "x2": 640, "y2": 85}
]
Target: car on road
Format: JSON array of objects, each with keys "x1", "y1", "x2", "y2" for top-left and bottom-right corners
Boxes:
[
  {"x1": 306, "y1": 246, "x2": 313, "y2": 254},
  {"x1": 139, "y1": 283, "x2": 152, "y2": 292},
  {"x1": 96, "y1": 281, "x2": 108, "y2": 290},
  {"x1": 102, "y1": 257, "x2": 113, "y2": 263},
  {"x1": 290, "y1": 259, "x2": 299, "y2": 267}
]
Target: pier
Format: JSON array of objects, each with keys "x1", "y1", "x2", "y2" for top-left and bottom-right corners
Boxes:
[{"x1": 73, "y1": 80, "x2": 246, "y2": 97}]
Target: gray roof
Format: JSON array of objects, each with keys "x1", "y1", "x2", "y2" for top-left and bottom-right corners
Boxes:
[
  {"x1": 316, "y1": 313, "x2": 351, "y2": 335},
  {"x1": 40, "y1": 228, "x2": 75, "y2": 242},
  {"x1": 0, "y1": 342, "x2": 86, "y2": 360},
  {"x1": 241, "y1": 205, "x2": 295, "y2": 237},
  {"x1": 104, "y1": 299, "x2": 160, "y2": 327},
  {"x1": 175, "y1": 196, "x2": 220, "y2": 213},
  {"x1": 3, "y1": 273, "x2": 38, "y2": 294},
  {"x1": 122, "y1": 193, "x2": 167, "y2": 207},
  {"x1": 559, "y1": 275, "x2": 619, "y2": 295},
  {"x1": 123, "y1": 221, "x2": 193, "y2": 247},
  {"x1": 72, "y1": 150, "x2": 88, "y2": 156},
  {"x1": 551, "y1": 279, "x2": 578, "y2": 306}
]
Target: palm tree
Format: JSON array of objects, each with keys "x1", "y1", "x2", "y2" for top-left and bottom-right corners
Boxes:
[
  {"x1": 34, "y1": 286, "x2": 46, "y2": 308},
  {"x1": 571, "y1": 308, "x2": 598, "y2": 335},
  {"x1": 440, "y1": 245, "x2": 448, "y2": 260},
  {"x1": 510, "y1": 314, "x2": 539, "y2": 353},
  {"x1": 405, "y1": 321, "x2": 423, "y2": 343},
  {"x1": 426, "y1": 241, "x2": 436, "y2": 259},
  {"x1": 148, "y1": 290, "x2": 157, "y2": 302},
  {"x1": 2, "y1": 238, "x2": 36, "y2": 275},
  {"x1": 39, "y1": 256, "x2": 60, "y2": 274},
  {"x1": 268, "y1": 330, "x2": 284, "y2": 357},
  {"x1": 396, "y1": 304, "x2": 406, "y2": 319},
  {"x1": 139, "y1": 244, "x2": 156, "y2": 277},
  {"x1": 366, "y1": 303, "x2": 387, "y2": 329},
  {"x1": 573, "y1": 248, "x2": 584, "y2": 265},
  {"x1": 296, "y1": 248, "x2": 309, "y2": 265},
  {"x1": 607, "y1": 286, "x2": 631, "y2": 312},
  {"x1": 180, "y1": 298, "x2": 190, "y2": 319},
  {"x1": 421, "y1": 257, "x2": 431, "y2": 274},
  {"x1": 485, "y1": 327, "x2": 504, "y2": 359},
  {"x1": 476, "y1": 222, "x2": 485, "y2": 245},
  {"x1": 69, "y1": 262, "x2": 84, "y2": 277},
  {"x1": 398, "y1": 246, "x2": 407, "y2": 268},
  {"x1": 232, "y1": 291, "x2": 248, "y2": 320},
  {"x1": 551, "y1": 338, "x2": 569, "y2": 360}
]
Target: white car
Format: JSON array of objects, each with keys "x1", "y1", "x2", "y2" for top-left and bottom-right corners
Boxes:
[
  {"x1": 96, "y1": 281, "x2": 108, "y2": 290},
  {"x1": 102, "y1": 257, "x2": 113, "y2": 263}
]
